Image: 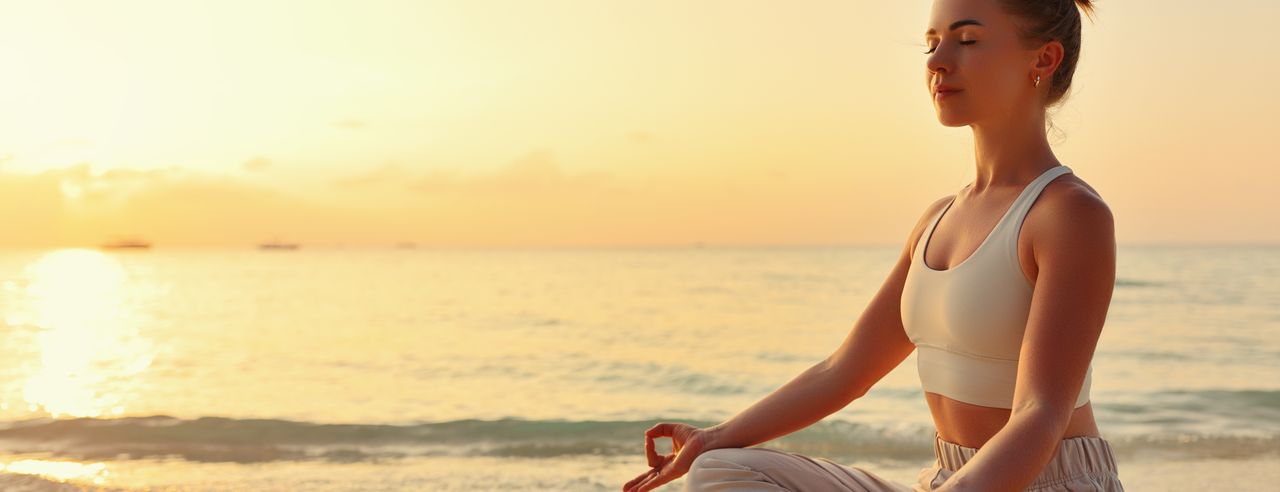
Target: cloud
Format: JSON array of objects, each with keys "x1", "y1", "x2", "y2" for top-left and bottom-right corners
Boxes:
[
  {"x1": 110, "y1": 175, "x2": 322, "y2": 245},
  {"x1": 57, "y1": 164, "x2": 183, "y2": 208},
  {"x1": 0, "y1": 146, "x2": 833, "y2": 248},
  {"x1": 330, "y1": 162, "x2": 413, "y2": 191},
  {"x1": 0, "y1": 168, "x2": 69, "y2": 246},
  {"x1": 242, "y1": 157, "x2": 271, "y2": 172},
  {"x1": 408, "y1": 149, "x2": 620, "y2": 198},
  {"x1": 0, "y1": 163, "x2": 339, "y2": 247},
  {"x1": 330, "y1": 149, "x2": 625, "y2": 200},
  {"x1": 0, "y1": 148, "x2": 637, "y2": 248}
]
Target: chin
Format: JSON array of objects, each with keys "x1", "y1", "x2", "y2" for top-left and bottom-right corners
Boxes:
[
  {"x1": 933, "y1": 102, "x2": 974, "y2": 126},
  {"x1": 935, "y1": 113, "x2": 972, "y2": 127}
]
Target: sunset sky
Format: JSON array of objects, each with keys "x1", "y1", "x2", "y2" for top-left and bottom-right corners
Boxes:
[{"x1": 0, "y1": 0, "x2": 1273, "y2": 248}]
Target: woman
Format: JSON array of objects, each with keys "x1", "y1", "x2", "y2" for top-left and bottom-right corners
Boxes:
[{"x1": 623, "y1": 0, "x2": 1123, "y2": 490}]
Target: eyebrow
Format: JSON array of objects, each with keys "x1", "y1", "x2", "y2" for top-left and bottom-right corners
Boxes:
[{"x1": 925, "y1": 19, "x2": 984, "y2": 36}]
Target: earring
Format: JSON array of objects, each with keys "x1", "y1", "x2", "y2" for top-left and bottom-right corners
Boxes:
[{"x1": 1034, "y1": 74, "x2": 1041, "y2": 87}]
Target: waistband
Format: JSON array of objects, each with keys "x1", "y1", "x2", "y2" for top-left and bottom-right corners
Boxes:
[{"x1": 932, "y1": 431, "x2": 1119, "y2": 487}]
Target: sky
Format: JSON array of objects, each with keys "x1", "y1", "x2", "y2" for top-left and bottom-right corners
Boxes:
[{"x1": 0, "y1": 0, "x2": 1274, "y2": 248}]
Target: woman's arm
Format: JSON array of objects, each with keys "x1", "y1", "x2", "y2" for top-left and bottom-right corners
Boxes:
[
  {"x1": 936, "y1": 188, "x2": 1116, "y2": 492},
  {"x1": 701, "y1": 358, "x2": 865, "y2": 450},
  {"x1": 703, "y1": 196, "x2": 951, "y2": 451}
]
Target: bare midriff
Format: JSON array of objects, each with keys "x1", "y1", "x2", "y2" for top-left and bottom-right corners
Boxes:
[{"x1": 925, "y1": 391, "x2": 1101, "y2": 449}]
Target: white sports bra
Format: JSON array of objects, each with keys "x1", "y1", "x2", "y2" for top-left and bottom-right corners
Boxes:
[{"x1": 900, "y1": 165, "x2": 1091, "y2": 409}]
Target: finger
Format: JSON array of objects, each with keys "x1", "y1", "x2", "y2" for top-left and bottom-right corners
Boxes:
[
  {"x1": 629, "y1": 469, "x2": 660, "y2": 492},
  {"x1": 622, "y1": 471, "x2": 644, "y2": 490},
  {"x1": 636, "y1": 469, "x2": 671, "y2": 492},
  {"x1": 623, "y1": 468, "x2": 658, "y2": 492},
  {"x1": 645, "y1": 432, "x2": 659, "y2": 467},
  {"x1": 633, "y1": 473, "x2": 658, "y2": 492},
  {"x1": 639, "y1": 449, "x2": 697, "y2": 492},
  {"x1": 645, "y1": 423, "x2": 672, "y2": 439},
  {"x1": 622, "y1": 468, "x2": 655, "y2": 492}
]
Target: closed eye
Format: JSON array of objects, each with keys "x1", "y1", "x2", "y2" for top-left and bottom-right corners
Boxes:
[{"x1": 923, "y1": 40, "x2": 976, "y2": 55}]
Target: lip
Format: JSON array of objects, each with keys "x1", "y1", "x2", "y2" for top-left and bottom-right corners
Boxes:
[{"x1": 934, "y1": 88, "x2": 963, "y2": 101}]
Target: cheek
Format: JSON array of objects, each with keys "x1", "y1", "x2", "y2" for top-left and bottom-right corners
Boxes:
[{"x1": 965, "y1": 54, "x2": 1023, "y2": 99}]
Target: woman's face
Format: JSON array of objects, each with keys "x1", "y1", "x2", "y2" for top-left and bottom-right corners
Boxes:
[{"x1": 924, "y1": 0, "x2": 1048, "y2": 127}]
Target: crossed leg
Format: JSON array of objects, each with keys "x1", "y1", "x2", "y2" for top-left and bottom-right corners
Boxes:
[{"x1": 683, "y1": 447, "x2": 933, "y2": 492}]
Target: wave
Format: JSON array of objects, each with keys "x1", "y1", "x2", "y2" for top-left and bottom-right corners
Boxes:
[
  {"x1": 1114, "y1": 278, "x2": 1164, "y2": 288},
  {"x1": 1, "y1": 408, "x2": 1277, "y2": 464},
  {"x1": 1095, "y1": 388, "x2": 1280, "y2": 431}
]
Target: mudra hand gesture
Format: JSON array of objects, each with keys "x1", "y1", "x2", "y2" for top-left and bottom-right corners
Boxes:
[{"x1": 622, "y1": 422, "x2": 715, "y2": 492}]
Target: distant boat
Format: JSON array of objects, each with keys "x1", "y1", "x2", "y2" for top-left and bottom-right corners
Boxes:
[
  {"x1": 99, "y1": 238, "x2": 152, "y2": 250},
  {"x1": 396, "y1": 241, "x2": 417, "y2": 249},
  {"x1": 258, "y1": 241, "x2": 300, "y2": 250}
]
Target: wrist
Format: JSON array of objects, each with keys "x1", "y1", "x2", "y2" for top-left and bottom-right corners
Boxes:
[{"x1": 701, "y1": 423, "x2": 731, "y2": 451}]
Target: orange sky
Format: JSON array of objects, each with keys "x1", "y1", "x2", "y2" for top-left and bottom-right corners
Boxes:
[{"x1": 0, "y1": 1, "x2": 1274, "y2": 248}]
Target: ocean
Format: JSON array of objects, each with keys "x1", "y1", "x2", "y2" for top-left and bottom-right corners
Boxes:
[{"x1": 0, "y1": 245, "x2": 1275, "y2": 490}]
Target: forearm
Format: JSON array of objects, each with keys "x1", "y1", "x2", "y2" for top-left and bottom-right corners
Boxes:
[
  {"x1": 703, "y1": 360, "x2": 859, "y2": 450},
  {"x1": 935, "y1": 409, "x2": 1071, "y2": 492}
]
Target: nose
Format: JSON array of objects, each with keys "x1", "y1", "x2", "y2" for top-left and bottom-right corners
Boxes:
[
  {"x1": 925, "y1": 43, "x2": 952, "y2": 76},
  {"x1": 925, "y1": 49, "x2": 950, "y2": 92}
]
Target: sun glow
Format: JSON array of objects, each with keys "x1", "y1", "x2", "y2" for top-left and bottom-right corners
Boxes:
[
  {"x1": 0, "y1": 458, "x2": 110, "y2": 485},
  {"x1": 17, "y1": 249, "x2": 155, "y2": 418}
]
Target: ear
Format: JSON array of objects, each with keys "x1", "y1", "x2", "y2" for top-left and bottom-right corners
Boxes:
[{"x1": 1033, "y1": 39, "x2": 1065, "y2": 81}]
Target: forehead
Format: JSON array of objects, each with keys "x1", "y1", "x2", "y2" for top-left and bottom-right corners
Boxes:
[{"x1": 925, "y1": 0, "x2": 1007, "y2": 35}]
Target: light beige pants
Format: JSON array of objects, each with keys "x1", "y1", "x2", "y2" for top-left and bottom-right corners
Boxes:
[{"x1": 683, "y1": 431, "x2": 1123, "y2": 491}]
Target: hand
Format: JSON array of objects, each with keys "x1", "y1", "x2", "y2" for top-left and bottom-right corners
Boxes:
[{"x1": 622, "y1": 422, "x2": 715, "y2": 492}]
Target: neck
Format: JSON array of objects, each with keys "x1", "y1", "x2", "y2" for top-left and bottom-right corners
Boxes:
[{"x1": 967, "y1": 108, "x2": 1059, "y2": 194}]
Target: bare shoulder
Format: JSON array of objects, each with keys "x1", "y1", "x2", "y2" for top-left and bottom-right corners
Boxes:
[
  {"x1": 1028, "y1": 173, "x2": 1115, "y2": 259},
  {"x1": 905, "y1": 194, "x2": 958, "y2": 260}
]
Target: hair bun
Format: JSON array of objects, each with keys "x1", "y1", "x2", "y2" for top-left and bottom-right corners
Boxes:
[{"x1": 1074, "y1": 0, "x2": 1097, "y2": 21}]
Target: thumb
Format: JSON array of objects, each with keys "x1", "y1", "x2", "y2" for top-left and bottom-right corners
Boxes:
[
  {"x1": 668, "y1": 442, "x2": 702, "y2": 476},
  {"x1": 640, "y1": 441, "x2": 702, "y2": 492}
]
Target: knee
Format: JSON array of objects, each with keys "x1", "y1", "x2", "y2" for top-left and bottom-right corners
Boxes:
[
  {"x1": 685, "y1": 448, "x2": 747, "y2": 490},
  {"x1": 686, "y1": 447, "x2": 790, "y2": 491},
  {"x1": 689, "y1": 448, "x2": 739, "y2": 472}
]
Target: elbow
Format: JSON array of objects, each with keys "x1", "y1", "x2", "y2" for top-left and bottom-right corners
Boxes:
[
  {"x1": 843, "y1": 383, "x2": 871, "y2": 402},
  {"x1": 818, "y1": 358, "x2": 872, "y2": 402},
  {"x1": 1010, "y1": 399, "x2": 1074, "y2": 431}
]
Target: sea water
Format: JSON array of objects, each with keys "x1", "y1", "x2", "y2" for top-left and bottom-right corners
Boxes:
[{"x1": 0, "y1": 245, "x2": 1275, "y2": 490}]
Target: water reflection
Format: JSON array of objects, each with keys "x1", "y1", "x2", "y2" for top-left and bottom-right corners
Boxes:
[
  {"x1": 15, "y1": 249, "x2": 154, "y2": 418},
  {"x1": 0, "y1": 458, "x2": 109, "y2": 485}
]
